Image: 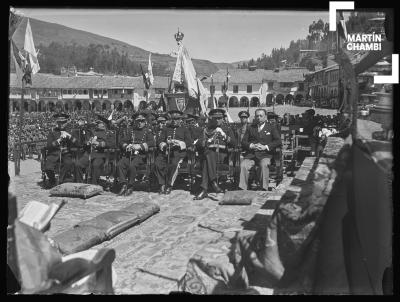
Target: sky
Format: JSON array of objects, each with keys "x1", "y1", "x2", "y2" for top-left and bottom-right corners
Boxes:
[{"x1": 17, "y1": 9, "x2": 330, "y2": 63}]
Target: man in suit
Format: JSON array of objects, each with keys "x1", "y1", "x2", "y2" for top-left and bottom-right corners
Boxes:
[
  {"x1": 239, "y1": 108, "x2": 281, "y2": 191},
  {"x1": 194, "y1": 109, "x2": 237, "y2": 200},
  {"x1": 116, "y1": 112, "x2": 155, "y2": 196},
  {"x1": 154, "y1": 110, "x2": 193, "y2": 195}
]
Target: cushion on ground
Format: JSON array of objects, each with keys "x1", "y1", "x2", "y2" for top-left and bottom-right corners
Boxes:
[
  {"x1": 219, "y1": 190, "x2": 259, "y2": 205},
  {"x1": 52, "y1": 202, "x2": 160, "y2": 255},
  {"x1": 78, "y1": 202, "x2": 160, "y2": 239},
  {"x1": 53, "y1": 226, "x2": 107, "y2": 255},
  {"x1": 50, "y1": 183, "x2": 103, "y2": 199}
]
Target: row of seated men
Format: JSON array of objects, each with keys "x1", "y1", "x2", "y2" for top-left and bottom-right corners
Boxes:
[{"x1": 42, "y1": 108, "x2": 313, "y2": 200}]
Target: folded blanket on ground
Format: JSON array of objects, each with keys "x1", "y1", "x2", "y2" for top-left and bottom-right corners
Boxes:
[
  {"x1": 50, "y1": 183, "x2": 103, "y2": 199},
  {"x1": 53, "y1": 202, "x2": 160, "y2": 255},
  {"x1": 219, "y1": 190, "x2": 259, "y2": 205}
]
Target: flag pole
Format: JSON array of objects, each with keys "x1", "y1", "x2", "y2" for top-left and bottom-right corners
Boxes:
[{"x1": 16, "y1": 77, "x2": 24, "y2": 176}]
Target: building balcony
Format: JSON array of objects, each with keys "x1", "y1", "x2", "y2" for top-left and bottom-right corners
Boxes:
[{"x1": 62, "y1": 94, "x2": 90, "y2": 99}]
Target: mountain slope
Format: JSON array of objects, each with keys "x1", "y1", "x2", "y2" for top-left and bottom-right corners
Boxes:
[{"x1": 11, "y1": 17, "x2": 234, "y2": 76}]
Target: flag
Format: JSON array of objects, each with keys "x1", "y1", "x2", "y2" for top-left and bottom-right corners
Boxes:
[
  {"x1": 24, "y1": 19, "x2": 40, "y2": 75},
  {"x1": 140, "y1": 64, "x2": 150, "y2": 89},
  {"x1": 196, "y1": 78, "x2": 208, "y2": 114},
  {"x1": 107, "y1": 109, "x2": 115, "y2": 120},
  {"x1": 9, "y1": 7, "x2": 23, "y2": 40},
  {"x1": 158, "y1": 92, "x2": 167, "y2": 112},
  {"x1": 337, "y1": 11, "x2": 348, "y2": 48},
  {"x1": 148, "y1": 53, "x2": 154, "y2": 85},
  {"x1": 172, "y1": 44, "x2": 183, "y2": 83},
  {"x1": 11, "y1": 39, "x2": 31, "y2": 85},
  {"x1": 181, "y1": 45, "x2": 198, "y2": 99}
]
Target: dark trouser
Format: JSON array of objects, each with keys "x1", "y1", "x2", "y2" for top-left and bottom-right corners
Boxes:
[
  {"x1": 116, "y1": 155, "x2": 146, "y2": 186},
  {"x1": 75, "y1": 152, "x2": 105, "y2": 185},
  {"x1": 75, "y1": 152, "x2": 89, "y2": 183},
  {"x1": 44, "y1": 152, "x2": 74, "y2": 184},
  {"x1": 199, "y1": 149, "x2": 227, "y2": 190},
  {"x1": 154, "y1": 151, "x2": 186, "y2": 186}
]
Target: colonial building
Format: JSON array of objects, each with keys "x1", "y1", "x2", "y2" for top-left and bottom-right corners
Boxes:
[
  {"x1": 9, "y1": 73, "x2": 169, "y2": 113},
  {"x1": 202, "y1": 67, "x2": 309, "y2": 108}
]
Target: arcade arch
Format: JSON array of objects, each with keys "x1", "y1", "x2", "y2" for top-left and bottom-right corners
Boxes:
[
  {"x1": 275, "y1": 94, "x2": 284, "y2": 105},
  {"x1": 228, "y1": 96, "x2": 239, "y2": 107},
  {"x1": 266, "y1": 94, "x2": 274, "y2": 106},
  {"x1": 250, "y1": 97, "x2": 260, "y2": 107},
  {"x1": 239, "y1": 96, "x2": 249, "y2": 107}
]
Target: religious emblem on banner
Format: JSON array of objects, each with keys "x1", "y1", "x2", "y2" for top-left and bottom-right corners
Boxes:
[{"x1": 175, "y1": 97, "x2": 187, "y2": 112}]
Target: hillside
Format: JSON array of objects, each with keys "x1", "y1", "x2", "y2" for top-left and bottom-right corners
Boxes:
[{"x1": 11, "y1": 17, "x2": 235, "y2": 76}]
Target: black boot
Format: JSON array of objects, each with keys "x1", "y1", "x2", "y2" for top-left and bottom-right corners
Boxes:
[
  {"x1": 164, "y1": 185, "x2": 172, "y2": 195},
  {"x1": 125, "y1": 185, "x2": 134, "y2": 196},
  {"x1": 211, "y1": 180, "x2": 224, "y2": 193},
  {"x1": 117, "y1": 183, "x2": 127, "y2": 196},
  {"x1": 194, "y1": 189, "x2": 208, "y2": 200}
]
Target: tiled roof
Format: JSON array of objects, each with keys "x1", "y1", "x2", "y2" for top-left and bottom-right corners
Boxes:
[
  {"x1": 9, "y1": 73, "x2": 169, "y2": 89},
  {"x1": 204, "y1": 68, "x2": 309, "y2": 84}
]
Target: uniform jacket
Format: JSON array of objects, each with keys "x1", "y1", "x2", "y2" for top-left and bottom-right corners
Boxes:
[
  {"x1": 120, "y1": 127, "x2": 155, "y2": 156},
  {"x1": 242, "y1": 122, "x2": 281, "y2": 160},
  {"x1": 89, "y1": 129, "x2": 110, "y2": 159},
  {"x1": 196, "y1": 123, "x2": 236, "y2": 152},
  {"x1": 236, "y1": 123, "x2": 251, "y2": 147},
  {"x1": 46, "y1": 127, "x2": 79, "y2": 156},
  {"x1": 159, "y1": 125, "x2": 193, "y2": 153}
]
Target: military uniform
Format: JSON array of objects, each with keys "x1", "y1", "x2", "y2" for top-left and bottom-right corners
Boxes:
[
  {"x1": 116, "y1": 113, "x2": 155, "y2": 195},
  {"x1": 75, "y1": 121, "x2": 110, "y2": 185},
  {"x1": 73, "y1": 125, "x2": 94, "y2": 183},
  {"x1": 154, "y1": 110, "x2": 192, "y2": 194},
  {"x1": 239, "y1": 113, "x2": 281, "y2": 191},
  {"x1": 44, "y1": 113, "x2": 79, "y2": 185},
  {"x1": 194, "y1": 109, "x2": 237, "y2": 200}
]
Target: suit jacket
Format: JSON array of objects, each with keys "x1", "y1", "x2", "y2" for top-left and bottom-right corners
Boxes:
[
  {"x1": 236, "y1": 123, "x2": 251, "y2": 147},
  {"x1": 242, "y1": 122, "x2": 281, "y2": 160}
]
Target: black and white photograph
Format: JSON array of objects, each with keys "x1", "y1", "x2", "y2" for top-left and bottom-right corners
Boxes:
[{"x1": 7, "y1": 4, "x2": 396, "y2": 295}]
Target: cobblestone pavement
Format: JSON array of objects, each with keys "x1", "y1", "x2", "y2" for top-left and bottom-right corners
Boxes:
[{"x1": 8, "y1": 159, "x2": 286, "y2": 294}]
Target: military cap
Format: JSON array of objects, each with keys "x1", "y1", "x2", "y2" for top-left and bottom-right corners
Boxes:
[
  {"x1": 53, "y1": 113, "x2": 69, "y2": 122},
  {"x1": 266, "y1": 111, "x2": 278, "y2": 120},
  {"x1": 168, "y1": 110, "x2": 183, "y2": 116},
  {"x1": 156, "y1": 113, "x2": 168, "y2": 121},
  {"x1": 305, "y1": 109, "x2": 316, "y2": 116},
  {"x1": 186, "y1": 113, "x2": 199, "y2": 120},
  {"x1": 238, "y1": 111, "x2": 250, "y2": 118},
  {"x1": 132, "y1": 112, "x2": 147, "y2": 120},
  {"x1": 208, "y1": 108, "x2": 225, "y2": 118}
]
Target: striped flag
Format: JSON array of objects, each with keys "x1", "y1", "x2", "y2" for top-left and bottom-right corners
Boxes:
[{"x1": 24, "y1": 19, "x2": 40, "y2": 75}]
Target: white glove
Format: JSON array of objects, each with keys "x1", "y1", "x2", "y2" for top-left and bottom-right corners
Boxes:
[{"x1": 216, "y1": 127, "x2": 227, "y2": 139}]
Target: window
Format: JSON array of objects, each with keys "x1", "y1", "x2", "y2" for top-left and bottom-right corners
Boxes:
[
  {"x1": 68, "y1": 89, "x2": 72, "y2": 94},
  {"x1": 268, "y1": 82, "x2": 274, "y2": 90},
  {"x1": 298, "y1": 83, "x2": 304, "y2": 91},
  {"x1": 210, "y1": 85, "x2": 215, "y2": 94},
  {"x1": 94, "y1": 89, "x2": 98, "y2": 95},
  {"x1": 246, "y1": 85, "x2": 252, "y2": 93},
  {"x1": 127, "y1": 89, "x2": 133, "y2": 95},
  {"x1": 114, "y1": 89, "x2": 119, "y2": 94},
  {"x1": 73, "y1": 89, "x2": 77, "y2": 95},
  {"x1": 103, "y1": 90, "x2": 107, "y2": 95},
  {"x1": 62, "y1": 89, "x2": 67, "y2": 95},
  {"x1": 83, "y1": 90, "x2": 88, "y2": 94},
  {"x1": 78, "y1": 90, "x2": 83, "y2": 95},
  {"x1": 233, "y1": 85, "x2": 238, "y2": 93}
]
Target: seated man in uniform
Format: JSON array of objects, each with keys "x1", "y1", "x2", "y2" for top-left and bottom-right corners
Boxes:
[
  {"x1": 74, "y1": 119, "x2": 110, "y2": 187},
  {"x1": 193, "y1": 109, "x2": 237, "y2": 200},
  {"x1": 44, "y1": 113, "x2": 79, "y2": 188},
  {"x1": 239, "y1": 109, "x2": 281, "y2": 191},
  {"x1": 116, "y1": 112, "x2": 155, "y2": 196},
  {"x1": 236, "y1": 110, "x2": 251, "y2": 163},
  {"x1": 154, "y1": 110, "x2": 192, "y2": 195}
]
